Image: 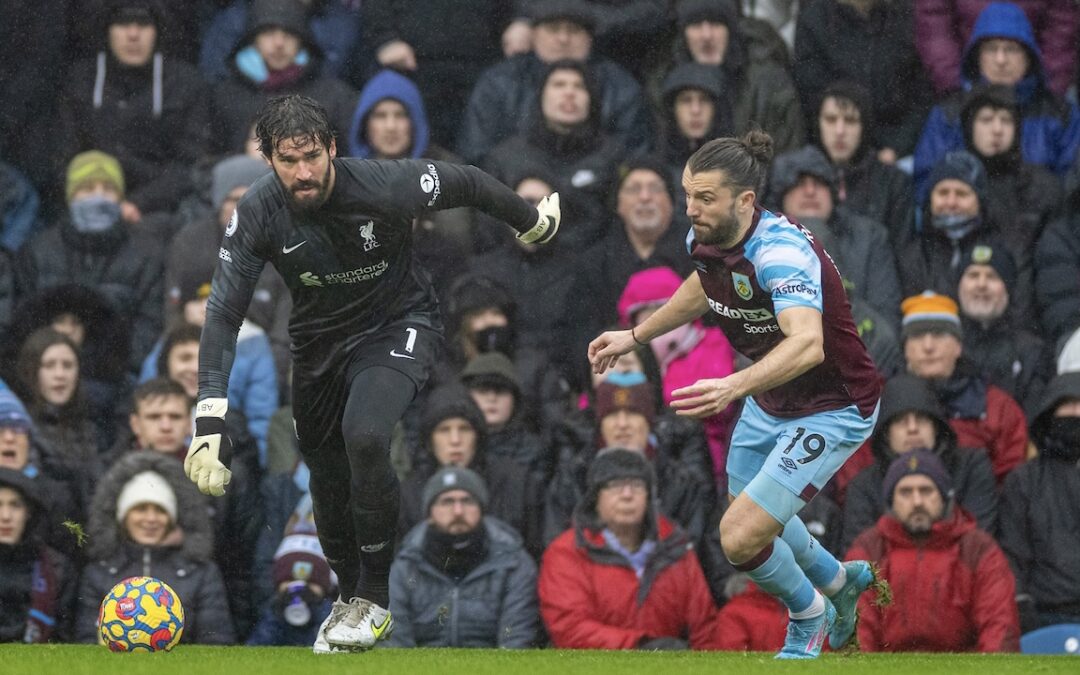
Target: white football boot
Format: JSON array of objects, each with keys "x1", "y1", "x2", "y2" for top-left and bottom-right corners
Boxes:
[
  {"x1": 324, "y1": 597, "x2": 394, "y2": 650},
  {"x1": 312, "y1": 598, "x2": 354, "y2": 654}
]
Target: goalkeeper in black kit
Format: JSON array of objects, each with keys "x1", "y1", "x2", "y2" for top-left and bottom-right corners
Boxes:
[{"x1": 183, "y1": 95, "x2": 560, "y2": 653}]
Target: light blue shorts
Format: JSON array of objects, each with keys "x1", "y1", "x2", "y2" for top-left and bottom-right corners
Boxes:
[{"x1": 727, "y1": 396, "x2": 879, "y2": 525}]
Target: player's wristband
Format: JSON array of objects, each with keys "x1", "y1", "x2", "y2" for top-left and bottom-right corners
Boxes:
[{"x1": 632, "y1": 327, "x2": 649, "y2": 346}]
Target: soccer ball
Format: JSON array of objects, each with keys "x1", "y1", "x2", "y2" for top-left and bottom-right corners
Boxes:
[{"x1": 98, "y1": 576, "x2": 185, "y2": 652}]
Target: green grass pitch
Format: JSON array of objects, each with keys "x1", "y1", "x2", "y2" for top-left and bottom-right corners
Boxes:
[{"x1": 2, "y1": 645, "x2": 1076, "y2": 675}]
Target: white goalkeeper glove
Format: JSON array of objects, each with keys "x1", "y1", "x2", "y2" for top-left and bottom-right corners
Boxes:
[
  {"x1": 184, "y1": 398, "x2": 233, "y2": 497},
  {"x1": 517, "y1": 192, "x2": 560, "y2": 244}
]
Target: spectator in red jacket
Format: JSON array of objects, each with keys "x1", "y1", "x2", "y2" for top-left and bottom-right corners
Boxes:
[
  {"x1": 847, "y1": 449, "x2": 1020, "y2": 652},
  {"x1": 538, "y1": 449, "x2": 721, "y2": 650},
  {"x1": 901, "y1": 291, "x2": 1028, "y2": 484},
  {"x1": 714, "y1": 573, "x2": 787, "y2": 652}
]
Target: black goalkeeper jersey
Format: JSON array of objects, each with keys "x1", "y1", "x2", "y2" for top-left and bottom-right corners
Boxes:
[{"x1": 199, "y1": 158, "x2": 538, "y2": 400}]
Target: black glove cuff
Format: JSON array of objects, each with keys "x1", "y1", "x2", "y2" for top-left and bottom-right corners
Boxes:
[{"x1": 194, "y1": 415, "x2": 227, "y2": 438}]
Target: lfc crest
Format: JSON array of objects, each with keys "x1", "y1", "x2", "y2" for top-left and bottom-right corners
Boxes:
[
  {"x1": 360, "y1": 220, "x2": 380, "y2": 252},
  {"x1": 732, "y1": 271, "x2": 753, "y2": 300}
]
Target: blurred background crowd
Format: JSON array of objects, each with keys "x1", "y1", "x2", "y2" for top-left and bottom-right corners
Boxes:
[{"x1": 1, "y1": 0, "x2": 1080, "y2": 653}]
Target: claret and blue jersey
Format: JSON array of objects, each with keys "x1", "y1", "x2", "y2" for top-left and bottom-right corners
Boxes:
[{"x1": 687, "y1": 207, "x2": 880, "y2": 419}]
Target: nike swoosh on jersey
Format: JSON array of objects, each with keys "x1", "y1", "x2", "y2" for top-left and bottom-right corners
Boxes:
[
  {"x1": 389, "y1": 350, "x2": 416, "y2": 360},
  {"x1": 282, "y1": 240, "x2": 308, "y2": 254}
]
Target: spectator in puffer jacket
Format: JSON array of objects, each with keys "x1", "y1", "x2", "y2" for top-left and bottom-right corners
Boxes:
[
  {"x1": 539, "y1": 449, "x2": 723, "y2": 650},
  {"x1": 913, "y1": 2, "x2": 1080, "y2": 199},
  {"x1": 388, "y1": 466, "x2": 539, "y2": 648},
  {"x1": 75, "y1": 452, "x2": 236, "y2": 644},
  {"x1": 999, "y1": 372, "x2": 1080, "y2": 632},
  {"x1": 846, "y1": 449, "x2": 1020, "y2": 652},
  {"x1": 617, "y1": 267, "x2": 736, "y2": 488}
]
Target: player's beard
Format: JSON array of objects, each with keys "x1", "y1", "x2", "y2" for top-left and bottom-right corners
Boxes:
[
  {"x1": 281, "y1": 161, "x2": 333, "y2": 213},
  {"x1": 692, "y1": 202, "x2": 741, "y2": 247}
]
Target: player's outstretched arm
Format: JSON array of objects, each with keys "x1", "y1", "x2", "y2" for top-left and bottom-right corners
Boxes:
[
  {"x1": 589, "y1": 272, "x2": 709, "y2": 374},
  {"x1": 670, "y1": 306, "x2": 824, "y2": 418}
]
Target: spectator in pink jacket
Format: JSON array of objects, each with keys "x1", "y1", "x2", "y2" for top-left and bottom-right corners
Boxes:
[
  {"x1": 915, "y1": 0, "x2": 1078, "y2": 98},
  {"x1": 618, "y1": 266, "x2": 737, "y2": 490}
]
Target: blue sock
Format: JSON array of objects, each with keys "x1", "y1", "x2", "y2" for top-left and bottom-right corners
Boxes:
[
  {"x1": 781, "y1": 516, "x2": 840, "y2": 590},
  {"x1": 732, "y1": 538, "x2": 816, "y2": 613}
]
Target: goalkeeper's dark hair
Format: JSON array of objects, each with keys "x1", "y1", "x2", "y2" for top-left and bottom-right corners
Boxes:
[
  {"x1": 133, "y1": 377, "x2": 191, "y2": 412},
  {"x1": 157, "y1": 323, "x2": 203, "y2": 379},
  {"x1": 686, "y1": 129, "x2": 774, "y2": 195},
  {"x1": 255, "y1": 94, "x2": 336, "y2": 159}
]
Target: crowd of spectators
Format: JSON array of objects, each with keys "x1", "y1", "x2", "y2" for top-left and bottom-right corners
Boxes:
[{"x1": 2, "y1": 0, "x2": 1080, "y2": 654}]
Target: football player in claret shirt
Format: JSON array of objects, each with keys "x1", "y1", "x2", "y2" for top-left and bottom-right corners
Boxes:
[
  {"x1": 183, "y1": 95, "x2": 560, "y2": 653},
  {"x1": 590, "y1": 130, "x2": 883, "y2": 659}
]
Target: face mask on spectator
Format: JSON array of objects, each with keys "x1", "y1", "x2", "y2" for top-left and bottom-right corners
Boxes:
[
  {"x1": 930, "y1": 213, "x2": 981, "y2": 241},
  {"x1": 605, "y1": 370, "x2": 647, "y2": 388},
  {"x1": 474, "y1": 325, "x2": 513, "y2": 355},
  {"x1": 69, "y1": 194, "x2": 121, "y2": 233}
]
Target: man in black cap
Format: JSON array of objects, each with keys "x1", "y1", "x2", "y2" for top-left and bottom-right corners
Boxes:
[
  {"x1": 387, "y1": 466, "x2": 539, "y2": 648},
  {"x1": 457, "y1": 0, "x2": 651, "y2": 164},
  {"x1": 846, "y1": 449, "x2": 1020, "y2": 652},
  {"x1": 956, "y1": 242, "x2": 1048, "y2": 413}
]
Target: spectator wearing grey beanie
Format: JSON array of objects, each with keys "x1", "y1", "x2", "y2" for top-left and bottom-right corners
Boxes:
[{"x1": 387, "y1": 464, "x2": 539, "y2": 648}]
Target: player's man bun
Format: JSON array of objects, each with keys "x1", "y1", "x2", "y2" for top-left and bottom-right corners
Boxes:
[
  {"x1": 686, "y1": 129, "x2": 775, "y2": 195},
  {"x1": 740, "y1": 129, "x2": 774, "y2": 168}
]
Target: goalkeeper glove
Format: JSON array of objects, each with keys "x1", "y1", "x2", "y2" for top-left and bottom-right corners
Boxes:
[
  {"x1": 517, "y1": 192, "x2": 560, "y2": 244},
  {"x1": 184, "y1": 398, "x2": 233, "y2": 497}
]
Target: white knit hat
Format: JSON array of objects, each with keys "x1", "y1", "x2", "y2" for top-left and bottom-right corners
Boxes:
[{"x1": 116, "y1": 471, "x2": 177, "y2": 524}]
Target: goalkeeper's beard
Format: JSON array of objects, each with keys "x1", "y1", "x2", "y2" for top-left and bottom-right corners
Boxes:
[{"x1": 279, "y1": 161, "x2": 333, "y2": 213}]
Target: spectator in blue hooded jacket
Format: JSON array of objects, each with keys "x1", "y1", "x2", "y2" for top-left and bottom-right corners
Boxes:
[
  {"x1": 347, "y1": 69, "x2": 430, "y2": 160},
  {"x1": 913, "y1": 2, "x2": 1080, "y2": 201}
]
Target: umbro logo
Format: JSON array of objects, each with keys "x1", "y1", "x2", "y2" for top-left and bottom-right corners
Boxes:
[
  {"x1": 283, "y1": 240, "x2": 307, "y2": 254},
  {"x1": 299, "y1": 272, "x2": 323, "y2": 287}
]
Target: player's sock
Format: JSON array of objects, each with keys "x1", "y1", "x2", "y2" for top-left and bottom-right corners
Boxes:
[
  {"x1": 732, "y1": 538, "x2": 819, "y2": 616},
  {"x1": 352, "y1": 464, "x2": 399, "y2": 609},
  {"x1": 781, "y1": 516, "x2": 842, "y2": 593},
  {"x1": 788, "y1": 591, "x2": 826, "y2": 620}
]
